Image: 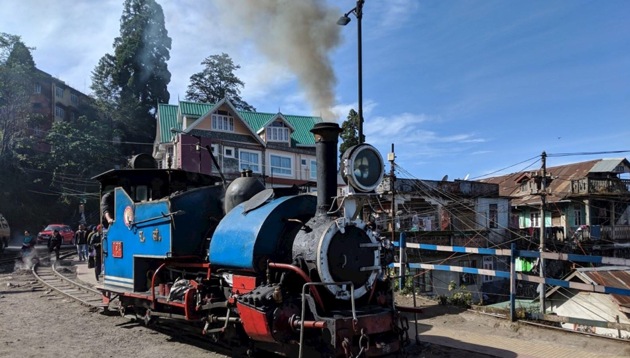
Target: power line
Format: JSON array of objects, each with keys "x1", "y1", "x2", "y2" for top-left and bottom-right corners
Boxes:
[
  {"x1": 548, "y1": 150, "x2": 630, "y2": 158},
  {"x1": 470, "y1": 155, "x2": 541, "y2": 180}
]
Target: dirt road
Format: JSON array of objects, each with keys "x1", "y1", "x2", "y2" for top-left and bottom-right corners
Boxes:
[{"x1": 1, "y1": 259, "x2": 628, "y2": 358}]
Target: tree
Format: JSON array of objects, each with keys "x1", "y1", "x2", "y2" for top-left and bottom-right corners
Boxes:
[
  {"x1": 0, "y1": 33, "x2": 37, "y2": 163},
  {"x1": 186, "y1": 53, "x2": 256, "y2": 112},
  {"x1": 339, "y1": 108, "x2": 364, "y2": 159},
  {"x1": 0, "y1": 34, "x2": 73, "y2": 231},
  {"x1": 46, "y1": 114, "x2": 121, "y2": 184},
  {"x1": 91, "y1": 0, "x2": 172, "y2": 156}
]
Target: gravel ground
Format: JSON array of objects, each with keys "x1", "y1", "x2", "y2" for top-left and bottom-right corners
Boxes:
[{"x1": 1, "y1": 256, "x2": 628, "y2": 358}]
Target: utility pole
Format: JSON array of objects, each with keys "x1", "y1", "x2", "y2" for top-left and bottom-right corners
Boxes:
[
  {"x1": 539, "y1": 151, "x2": 547, "y2": 314},
  {"x1": 389, "y1": 144, "x2": 403, "y2": 288}
]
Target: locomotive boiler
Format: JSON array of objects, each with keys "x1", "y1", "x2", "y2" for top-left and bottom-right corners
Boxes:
[{"x1": 95, "y1": 122, "x2": 405, "y2": 357}]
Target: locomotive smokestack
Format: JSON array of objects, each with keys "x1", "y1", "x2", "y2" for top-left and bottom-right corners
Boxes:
[{"x1": 311, "y1": 122, "x2": 341, "y2": 215}]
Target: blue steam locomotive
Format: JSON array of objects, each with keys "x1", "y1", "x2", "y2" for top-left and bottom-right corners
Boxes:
[{"x1": 94, "y1": 122, "x2": 405, "y2": 357}]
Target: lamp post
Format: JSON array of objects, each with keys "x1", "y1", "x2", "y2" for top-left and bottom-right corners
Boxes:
[{"x1": 338, "y1": 0, "x2": 365, "y2": 144}]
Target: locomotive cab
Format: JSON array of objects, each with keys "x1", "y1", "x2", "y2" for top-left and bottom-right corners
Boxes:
[{"x1": 93, "y1": 161, "x2": 225, "y2": 292}]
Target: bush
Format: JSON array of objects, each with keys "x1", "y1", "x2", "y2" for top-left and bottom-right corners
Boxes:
[{"x1": 447, "y1": 280, "x2": 472, "y2": 308}]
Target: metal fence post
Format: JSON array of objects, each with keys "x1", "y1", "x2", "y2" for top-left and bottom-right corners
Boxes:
[
  {"x1": 510, "y1": 243, "x2": 516, "y2": 322},
  {"x1": 399, "y1": 232, "x2": 406, "y2": 290}
]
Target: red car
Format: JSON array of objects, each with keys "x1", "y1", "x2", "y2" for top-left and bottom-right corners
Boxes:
[{"x1": 36, "y1": 224, "x2": 75, "y2": 245}]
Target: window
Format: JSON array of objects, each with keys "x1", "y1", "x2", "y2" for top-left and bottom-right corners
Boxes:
[
  {"x1": 270, "y1": 154, "x2": 292, "y2": 176},
  {"x1": 210, "y1": 144, "x2": 219, "y2": 155},
  {"x1": 267, "y1": 121, "x2": 289, "y2": 142},
  {"x1": 459, "y1": 260, "x2": 477, "y2": 285},
  {"x1": 71, "y1": 93, "x2": 79, "y2": 105},
  {"x1": 574, "y1": 205, "x2": 582, "y2": 226},
  {"x1": 530, "y1": 212, "x2": 540, "y2": 227},
  {"x1": 34, "y1": 83, "x2": 41, "y2": 94},
  {"x1": 211, "y1": 114, "x2": 234, "y2": 132},
  {"x1": 55, "y1": 105, "x2": 65, "y2": 118},
  {"x1": 55, "y1": 86, "x2": 64, "y2": 97},
  {"x1": 413, "y1": 269, "x2": 433, "y2": 293},
  {"x1": 520, "y1": 182, "x2": 529, "y2": 192},
  {"x1": 489, "y1": 204, "x2": 498, "y2": 228},
  {"x1": 224, "y1": 147, "x2": 234, "y2": 158},
  {"x1": 482, "y1": 256, "x2": 494, "y2": 283},
  {"x1": 310, "y1": 160, "x2": 317, "y2": 180},
  {"x1": 239, "y1": 150, "x2": 260, "y2": 173}
]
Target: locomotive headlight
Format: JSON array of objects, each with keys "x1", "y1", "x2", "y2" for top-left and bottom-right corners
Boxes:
[{"x1": 342, "y1": 144, "x2": 384, "y2": 192}]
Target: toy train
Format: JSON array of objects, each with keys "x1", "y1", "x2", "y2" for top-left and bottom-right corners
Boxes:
[{"x1": 94, "y1": 122, "x2": 406, "y2": 357}]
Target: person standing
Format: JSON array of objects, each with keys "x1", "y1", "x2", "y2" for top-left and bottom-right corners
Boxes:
[
  {"x1": 49, "y1": 229, "x2": 62, "y2": 260},
  {"x1": 22, "y1": 230, "x2": 34, "y2": 254},
  {"x1": 89, "y1": 225, "x2": 103, "y2": 282},
  {"x1": 74, "y1": 224, "x2": 88, "y2": 262},
  {"x1": 86, "y1": 226, "x2": 97, "y2": 268}
]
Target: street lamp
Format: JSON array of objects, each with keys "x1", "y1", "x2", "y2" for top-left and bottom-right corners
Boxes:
[{"x1": 338, "y1": 0, "x2": 365, "y2": 144}]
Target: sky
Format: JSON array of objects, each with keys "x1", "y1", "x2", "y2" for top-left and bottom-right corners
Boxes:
[{"x1": 2, "y1": 0, "x2": 629, "y2": 180}]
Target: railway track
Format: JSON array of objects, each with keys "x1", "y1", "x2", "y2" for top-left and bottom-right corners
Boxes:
[
  {"x1": 26, "y1": 250, "x2": 234, "y2": 355},
  {"x1": 31, "y1": 250, "x2": 103, "y2": 308},
  {"x1": 0, "y1": 253, "x2": 20, "y2": 266}
]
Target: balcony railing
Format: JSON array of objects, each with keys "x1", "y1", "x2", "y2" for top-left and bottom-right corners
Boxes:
[
  {"x1": 570, "y1": 178, "x2": 630, "y2": 195},
  {"x1": 566, "y1": 225, "x2": 630, "y2": 242}
]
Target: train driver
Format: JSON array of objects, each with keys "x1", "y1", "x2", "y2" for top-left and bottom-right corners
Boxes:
[{"x1": 101, "y1": 189, "x2": 115, "y2": 229}]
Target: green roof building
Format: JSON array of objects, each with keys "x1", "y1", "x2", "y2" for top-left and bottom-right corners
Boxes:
[{"x1": 153, "y1": 98, "x2": 323, "y2": 188}]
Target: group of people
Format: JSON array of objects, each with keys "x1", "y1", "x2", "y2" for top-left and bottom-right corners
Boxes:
[
  {"x1": 20, "y1": 228, "x2": 62, "y2": 261},
  {"x1": 20, "y1": 224, "x2": 103, "y2": 282},
  {"x1": 74, "y1": 224, "x2": 103, "y2": 282},
  {"x1": 20, "y1": 190, "x2": 113, "y2": 280}
]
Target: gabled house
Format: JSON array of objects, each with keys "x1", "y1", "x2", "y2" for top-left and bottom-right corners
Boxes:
[
  {"x1": 153, "y1": 99, "x2": 322, "y2": 189},
  {"x1": 546, "y1": 266, "x2": 630, "y2": 339},
  {"x1": 481, "y1": 158, "x2": 630, "y2": 260}
]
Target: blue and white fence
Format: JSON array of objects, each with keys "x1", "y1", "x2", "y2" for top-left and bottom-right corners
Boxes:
[{"x1": 393, "y1": 232, "x2": 630, "y2": 324}]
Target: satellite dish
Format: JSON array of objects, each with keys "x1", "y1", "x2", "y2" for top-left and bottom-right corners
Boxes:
[{"x1": 441, "y1": 175, "x2": 448, "y2": 182}]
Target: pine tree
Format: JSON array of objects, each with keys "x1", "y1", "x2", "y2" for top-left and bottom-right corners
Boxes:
[
  {"x1": 91, "y1": 0, "x2": 172, "y2": 156},
  {"x1": 339, "y1": 108, "x2": 363, "y2": 159},
  {"x1": 186, "y1": 53, "x2": 255, "y2": 112},
  {"x1": 0, "y1": 34, "x2": 37, "y2": 162}
]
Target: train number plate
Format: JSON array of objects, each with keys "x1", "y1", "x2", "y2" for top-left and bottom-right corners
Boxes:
[{"x1": 112, "y1": 241, "x2": 123, "y2": 258}]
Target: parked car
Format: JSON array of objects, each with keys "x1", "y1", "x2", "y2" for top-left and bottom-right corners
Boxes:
[{"x1": 37, "y1": 224, "x2": 75, "y2": 245}]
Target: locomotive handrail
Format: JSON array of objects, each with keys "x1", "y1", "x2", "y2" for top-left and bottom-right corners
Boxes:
[
  {"x1": 132, "y1": 210, "x2": 185, "y2": 226},
  {"x1": 150, "y1": 262, "x2": 168, "y2": 306},
  {"x1": 298, "y1": 281, "x2": 356, "y2": 358},
  {"x1": 267, "y1": 262, "x2": 325, "y2": 311}
]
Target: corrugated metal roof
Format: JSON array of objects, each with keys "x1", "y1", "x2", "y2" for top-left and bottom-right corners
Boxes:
[
  {"x1": 237, "y1": 111, "x2": 322, "y2": 146},
  {"x1": 157, "y1": 103, "x2": 179, "y2": 143},
  {"x1": 179, "y1": 101, "x2": 214, "y2": 117},
  {"x1": 590, "y1": 158, "x2": 630, "y2": 173},
  {"x1": 580, "y1": 267, "x2": 630, "y2": 309},
  {"x1": 480, "y1": 159, "x2": 602, "y2": 205},
  {"x1": 157, "y1": 101, "x2": 321, "y2": 147}
]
